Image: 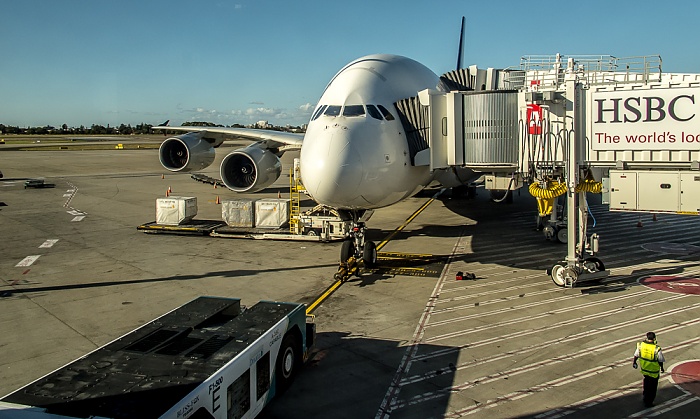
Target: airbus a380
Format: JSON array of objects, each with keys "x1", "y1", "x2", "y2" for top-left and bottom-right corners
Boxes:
[{"x1": 154, "y1": 53, "x2": 475, "y2": 266}]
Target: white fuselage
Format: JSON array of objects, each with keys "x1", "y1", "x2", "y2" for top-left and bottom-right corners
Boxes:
[{"x1": 299, "y1": 54, "x2": 439, "y2": 210}]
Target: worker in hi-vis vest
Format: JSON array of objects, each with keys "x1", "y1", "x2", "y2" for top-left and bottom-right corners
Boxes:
[{"x1": 632, "y1": 331, "x2": 665, "y2": 407}]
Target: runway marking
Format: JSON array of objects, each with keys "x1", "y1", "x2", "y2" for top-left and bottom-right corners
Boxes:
[
  {"x1": 392, "y1": 319, "x2": 700, "y2": 416},
  {"x1": 71, "y1": 215, "x2": 85, "y2": 222},
  {"x1": 39, "y1": 239, "x2": 59, "y2": 248},
  {"x1": 62, "y1": 182, "x2": 77, "y2": 208},
  {"x1": 425, "y1": 292, "x2": 686, "y2": 343},
  {"x1": 436, "y1": 336, "x2": 700, "y2": 417},
  {"x1": 374, "y1": 202, "x2": 700, "y2": 417},
  {"x1": 374, "y1": 233, "x2": 466, "y2": 419},
  {"x1": 426, "y1": 288, "x2": 655, "y2": 328},
  {"x1": 535, "y1": 383, "x2": 696, "y2": 419},
  {"x1": 16, "y1": 255, "x2": 40, "y2": 267}
]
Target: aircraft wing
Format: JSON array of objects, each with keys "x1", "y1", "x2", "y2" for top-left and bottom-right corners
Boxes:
[{"x1": 152, "y1": 125, "x2": 304, "y2": 151}]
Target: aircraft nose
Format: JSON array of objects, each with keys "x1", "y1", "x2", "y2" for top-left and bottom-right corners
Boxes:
[{"x1": 300, "y1": 126, "x2": 364, "y2": 208}]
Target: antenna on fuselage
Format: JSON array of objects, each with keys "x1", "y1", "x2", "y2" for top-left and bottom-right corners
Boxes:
[{"x1": 456, "y1": 16, "x2": 466, "y2": 70}]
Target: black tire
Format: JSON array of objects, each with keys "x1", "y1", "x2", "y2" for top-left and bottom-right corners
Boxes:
[
  {"x1": 340, "y1": 240, "x2": 355, "y2": 262},
  {"x1": 276, "y1": 333, "x2": 300, "y2": 392},
  {"x1": 363, "y1": 241, "x2": 378, "y2": 268}
]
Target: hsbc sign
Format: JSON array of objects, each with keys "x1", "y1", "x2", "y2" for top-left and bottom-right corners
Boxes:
[{"x1": 591, "y1": 87, "x2": 700, "y2": 151}]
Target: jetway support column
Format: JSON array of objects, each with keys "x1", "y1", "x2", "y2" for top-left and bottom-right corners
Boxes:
[{"x1": 549, "y1": 79, "x2": 609, "y2": 287}]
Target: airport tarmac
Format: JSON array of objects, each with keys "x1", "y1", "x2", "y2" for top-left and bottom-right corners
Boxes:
[{"x1": 1, "y1": 144, "x2": 699, "y2": 418}]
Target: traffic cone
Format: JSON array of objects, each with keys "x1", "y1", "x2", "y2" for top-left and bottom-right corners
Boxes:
[
  {"x1": 653, "y1": 213, "x2": 658, "y2": 222},
  {"x1": 214, "y1": 182, "x2": 217, "y2": 189},
  {"x1": 277, "y1": 191, "x2": 281, "y2": 199},
  {"x1": 161, "y1": 174, "x2": 164, "y2": 179},
  {"x1": 166, "y1": 188, "x2": 170, "y2": 197},
  {"x1": 637, "y1": 217, "x2": 643, "y2": 228},
  {"x1": 215, "y1": 196, "x2": 221, "y2": 204}
]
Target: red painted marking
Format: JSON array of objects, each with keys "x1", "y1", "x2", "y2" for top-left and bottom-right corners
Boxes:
[
  {"x1": 639, "y1": 276, "x2": 700, "y2": 295},
  {"x1": 22, "y1": 269, "x2": 31, "y2": 275},
  {"x1": 670, "y1": 361, "x2": 700, "y2": 396}
]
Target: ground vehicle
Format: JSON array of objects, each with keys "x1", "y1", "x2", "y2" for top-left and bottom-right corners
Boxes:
[{"x1": 0, "y1": 297, "x2": 315, "y2": 418}]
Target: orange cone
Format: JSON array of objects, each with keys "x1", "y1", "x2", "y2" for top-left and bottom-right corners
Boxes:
[
  {"x1": 166, "y1": 189, "x2": 170, "y2": 197},
  {"x1": 161, "y1": 174, "x2": 164, "y2": 179},
  {"x1": 277, "y1": 191, "x2": 281, "y2": 199},
  {"x1": 214, "y1": 182, "x2": 217, "y2": 189},
  {"x1": 215, "y1": 196, "x2": 221, "y2": 204}
]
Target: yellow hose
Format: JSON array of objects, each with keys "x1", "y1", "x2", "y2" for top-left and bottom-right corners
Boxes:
[
  {"x1": 529, "y1": 175, "x2": 602, "y2": 217},
  {"x1": 528, "y1": 181, "x2": 566, "y2": 199}
]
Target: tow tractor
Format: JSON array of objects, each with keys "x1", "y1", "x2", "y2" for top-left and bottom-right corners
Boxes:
[{"x1": 0, "y1": 297, "x2": 315, "y2": 419}]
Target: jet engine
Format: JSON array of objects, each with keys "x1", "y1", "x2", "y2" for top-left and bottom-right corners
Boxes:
[
  {"x1": 220, "y1": 144, "x2": 282, "y2": 192},
  {"x1": 158, "y1": 131, "x2": 215, "y2": 172}
]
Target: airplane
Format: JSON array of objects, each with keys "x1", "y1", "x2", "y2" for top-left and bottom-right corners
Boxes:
[{"x1": 153, "y1": 20, "x2": 478, "y2": 267}]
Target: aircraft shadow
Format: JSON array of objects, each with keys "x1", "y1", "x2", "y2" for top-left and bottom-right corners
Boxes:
[{"x1": 0, "y1": 263, "x2": 339, "y2": 298}]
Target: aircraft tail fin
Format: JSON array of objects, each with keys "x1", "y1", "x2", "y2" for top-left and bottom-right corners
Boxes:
[{"x1": 456, "y1": 16, "x2": 466, "y2": 71}]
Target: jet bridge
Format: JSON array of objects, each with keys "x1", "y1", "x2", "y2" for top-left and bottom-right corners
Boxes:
[{"x1": 410, "y1": 55, "x2": 700, "y2": 287}]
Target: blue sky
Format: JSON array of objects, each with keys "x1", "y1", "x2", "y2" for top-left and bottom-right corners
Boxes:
[{"x1": 2, "y1": 0, "x2": 700, "y2": 128}]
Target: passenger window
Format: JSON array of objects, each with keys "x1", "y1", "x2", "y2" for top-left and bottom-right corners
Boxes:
[
  {"x1": 311, "y1": 105, "x2": 327, "y2": 121},
  {"x1": 228, "y1": 370, "x2": 251, "y2": 419},
  {"x1": 366, "y1": 105, "x2": 383, "y2": 120},
  {"x1": 377, "y1": 105, "x2": 395, "y2": 121},
  {"x1": 256, "y1": 352, "x2": 270, "y2": 401},
  {"x1": 343, "y1": 105, "x2": 365, "y2": 117},
  {"x1": 324, "y1": 106, "x2": 341, "y2": 117}
]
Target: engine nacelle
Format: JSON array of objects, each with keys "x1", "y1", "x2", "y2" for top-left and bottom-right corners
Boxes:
[
  {"x1": 158, "y1": 131, "x2": 215, "y2": 172},
  {"x1": 220, "y1": 144, "x2": 282, "y2": 192}
]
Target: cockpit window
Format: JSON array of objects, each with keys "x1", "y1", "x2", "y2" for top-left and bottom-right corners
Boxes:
[
  {"x1": 311, "y1": 105, "x2": 327, "y2": 121},
  {"x1": 377, "y1": 105, "x2": 395, "y2": 121},
  {"x1": 342, "y1": 105, "x2": 365, "y2": 117},
  {"x1": 366, "y1": 105, "x2": 383, "y2": 120},
  {"x1": 324, "y1": 105, "x2": 341, "y2": 117}
]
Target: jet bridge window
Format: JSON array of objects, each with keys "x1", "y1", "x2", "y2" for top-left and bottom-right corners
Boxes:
[
  {"x1": 343, "y1": 105, "x2": 365, "y2": 117},
  {"x1": 324, "y1": 105, "x2": 342, "y2": 117},
  {"x1": 377, "y1": 105, "x2": 395, "y2": 121},
  {"x1": 366, "y1": 105, "x2": 383, "y2": 120}
]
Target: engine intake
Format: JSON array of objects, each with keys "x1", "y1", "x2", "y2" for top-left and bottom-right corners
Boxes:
[
  {"x1": 220, "y1": 144, "x2": 282, "y2": 192},
  {"x1": 159, "y1": 131, "x2": 215, "y2": 172}
]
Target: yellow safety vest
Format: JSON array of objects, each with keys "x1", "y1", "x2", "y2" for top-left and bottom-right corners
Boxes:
[{"x1": 637, "y1": 341, "x2": 661, "y2": 378}]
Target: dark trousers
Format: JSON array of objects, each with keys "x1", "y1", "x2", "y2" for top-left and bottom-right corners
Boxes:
[{"x1": 643, "y1": 375, "x2": 659, "y2": 407}]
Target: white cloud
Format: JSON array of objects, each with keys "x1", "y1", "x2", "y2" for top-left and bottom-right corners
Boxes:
[{"x1": 299, "y1": 103, "x2": 314, "y2": 112}]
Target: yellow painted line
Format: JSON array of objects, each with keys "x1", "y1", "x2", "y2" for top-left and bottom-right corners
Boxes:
[{"x1": 306, "y1": 278, "x2": 344, "y2": 315}]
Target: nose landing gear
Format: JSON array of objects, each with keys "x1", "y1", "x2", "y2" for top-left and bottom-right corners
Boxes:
[{"x1": 338, "y1": 210, "x2": 377, "y2": 269}]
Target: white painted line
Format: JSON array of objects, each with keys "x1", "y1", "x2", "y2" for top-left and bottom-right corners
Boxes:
[
  {"x1": 71, "y1": 215, "x2": 85, "y2": 222},
  {"x1": 62, "y1": 193, "x2": 72, "y2": 197},
  {"x1": 16, "y1": 255, "x2": 41, "y2": 267},
  {"x1": 67, "y1": 210, "x2": 83, "y2": 216},
  {"x1": 39, "y1": 239, "x2": 59, "y2": 248}
]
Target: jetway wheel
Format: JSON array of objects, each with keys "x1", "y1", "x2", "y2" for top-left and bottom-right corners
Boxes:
[
  {"x1": 557, "y1": 227, "x2": 567, "y2": 244},
  {"x1": 550, "y1": 264, "x2": 578, "y2": 287},
  {"x1": 550, "y1": 264, "x2": 566, "y2": 287}
]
